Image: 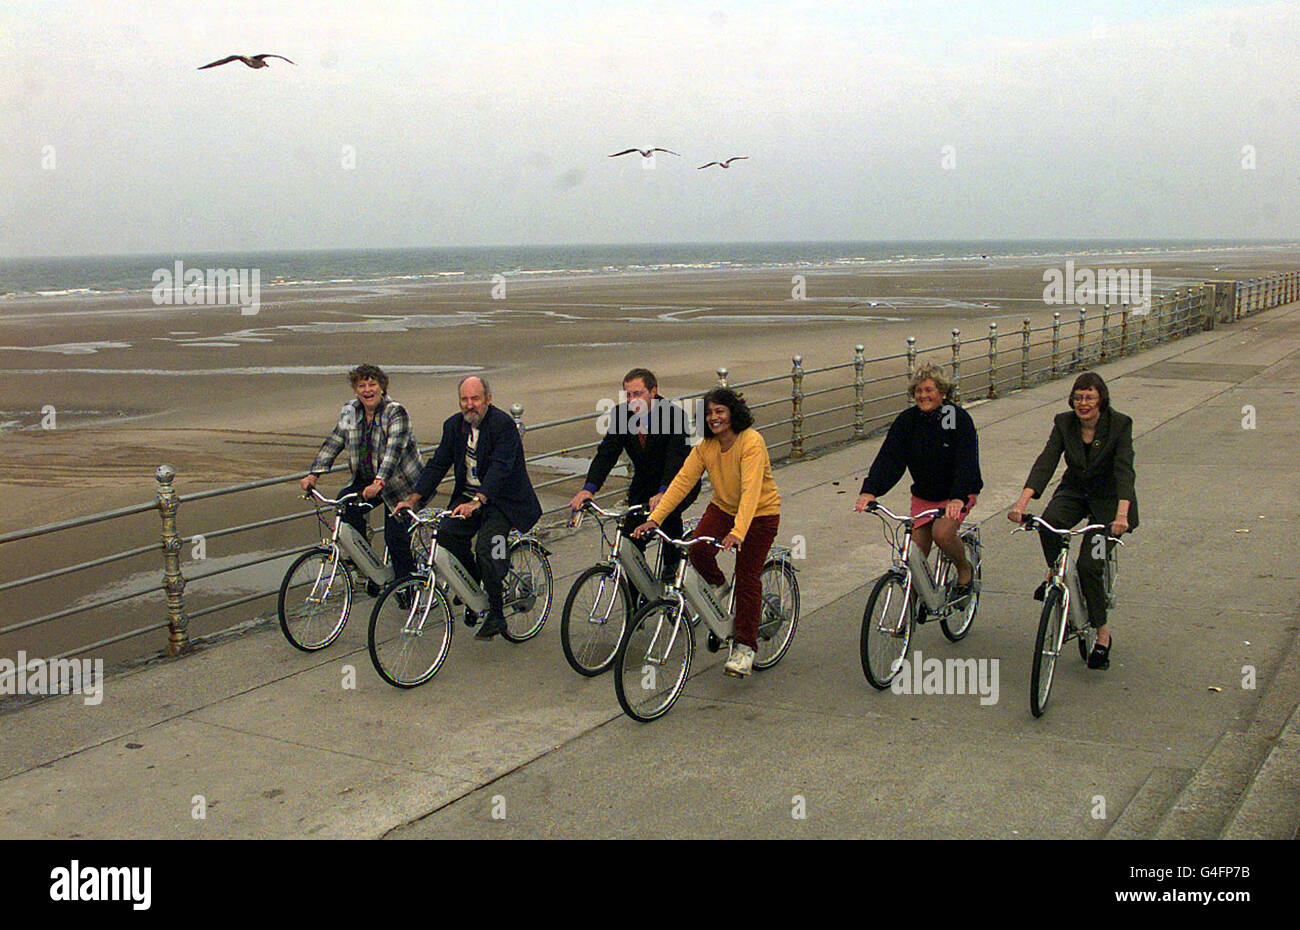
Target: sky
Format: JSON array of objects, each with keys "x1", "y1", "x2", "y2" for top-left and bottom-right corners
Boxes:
[{"x1": 1, "y1": 0, "x2": 1297, "y2": 257}]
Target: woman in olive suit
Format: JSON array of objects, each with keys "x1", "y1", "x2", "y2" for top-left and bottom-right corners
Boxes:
[{"x1": 1008, "y1": 371, "x2": 1137, "y2": 670}]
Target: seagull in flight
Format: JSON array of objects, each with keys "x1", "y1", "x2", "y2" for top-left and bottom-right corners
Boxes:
[
  {"x1": 609, "y1": 148, "x2": 680, "y2": 158},
  {"x1": 198, "y1": 54, "x2": 296, "y2": 70},
  {"x1": 698, "y1": 156, "x2": 749, "y2": 169}
]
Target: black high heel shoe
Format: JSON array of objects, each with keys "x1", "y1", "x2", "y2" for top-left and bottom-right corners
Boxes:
[{"x1": 1087, "y1": 635, "x2": 1112, "y2": 670}]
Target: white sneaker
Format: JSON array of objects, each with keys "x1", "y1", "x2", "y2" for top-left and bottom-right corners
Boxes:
[{"x1": 724, "y1": 643, "x2": 755, "y2": 677}]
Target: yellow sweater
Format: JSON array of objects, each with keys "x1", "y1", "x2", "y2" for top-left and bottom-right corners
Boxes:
[{"x1": 649, "y1": 429, "x2": 780, "y2": 540}]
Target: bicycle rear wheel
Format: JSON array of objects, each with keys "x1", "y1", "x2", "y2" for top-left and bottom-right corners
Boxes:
[
  {"x1": 861, "y1": 573, "x2": 913, "y2": 690},
  {"x1": 1030, "y1": 587, "x2": 1066, "y2": 717},
  {"x1": 500, "y1": 539, "x2": 553, "y2": 643},
  {"x1": 278, "y1": 548, "x2": 352, "y2": 651},
  {"x1": 941, "y1": 532, "x2": 981, "y2": 642},
  {"x1": 614, "y1": 600, "x2": 693, "y2": 722},
  {"x1": 368, "y1": 577, "x2": 453, "y2": 688},
  {"x1": 560, "y1": 564, "x2": 633, "y2": 676},
  {"x1": 754, "y1": 559, "x2": 799, "y2": 670}
]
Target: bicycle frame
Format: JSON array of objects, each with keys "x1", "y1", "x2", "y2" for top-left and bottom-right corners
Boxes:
[
  {"x1": 1020, "y1": 515, "x2": 1123, "y2": 634},
  {"x1": 304, "y1": 489, "x2": 392, "y2": 587},
  {"x1": 586, "y1": 502, "x2": 666, "y2": 603},
  {"x1": 877, "y1": 506, "x2": 978, "y2": 616},
  {"x1": 406, "y1": 509, "x2": 545, "y2": 616}
]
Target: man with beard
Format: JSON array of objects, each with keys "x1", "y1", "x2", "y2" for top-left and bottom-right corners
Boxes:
[{"x1": 398, "y1": 375, "x2": 543, "y2": 641}]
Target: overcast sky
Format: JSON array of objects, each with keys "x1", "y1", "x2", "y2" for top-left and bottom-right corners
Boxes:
[{"x1": 1, "y1": 0, "x2": 1296, "y2": 257}]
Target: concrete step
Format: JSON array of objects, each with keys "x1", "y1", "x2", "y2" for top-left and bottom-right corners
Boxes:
[
  {"x1": 1222, "y1": 702, "x2": 1300, "y2": 839},
  {"x1": 1104, "y1": 766, "x2": 1191, "y2": 839}
]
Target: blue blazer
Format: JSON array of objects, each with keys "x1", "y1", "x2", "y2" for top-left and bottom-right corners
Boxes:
[{"x1": 413, "y1": 404, "x2": 543, "y2": 532}]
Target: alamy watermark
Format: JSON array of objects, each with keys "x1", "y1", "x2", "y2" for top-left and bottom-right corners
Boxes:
[
  {"x1": 0, "y1": 651, "x2": 103, "y2": 705},
  {"x1": 595, "y1": 394, "x2": 706, "y2": 440},
  {"x1": 1043, "y1": 260, "x2": 1151, "y2": 313},
  {"x1": 889, "y1": 649, "x2": 999, "y2": 705},
  {"x1": 151, "y1": 260, "x2": 261, "y2": 315},
  {"x1": 49, "y1": 860, "x2": 150, "y2": 910}
]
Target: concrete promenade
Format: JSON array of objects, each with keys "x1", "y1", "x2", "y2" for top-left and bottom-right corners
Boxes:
[{"x1": 3, "y1": 303, "x2": 1300, "y2": 839}]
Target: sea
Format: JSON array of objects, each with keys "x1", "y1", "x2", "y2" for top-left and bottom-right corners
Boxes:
[{"x1": 0, "y1": 239, "x2": 1290, "y2": 300}]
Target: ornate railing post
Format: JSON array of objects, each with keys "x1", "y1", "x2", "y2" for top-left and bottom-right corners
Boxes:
[
  {"x1": 1050, "y1": 312, "x2": 1061, "y2": 375},
  {"x1": 1119, "y1": 303, "x2": 1129, "y2": 356},
  {"x1": 790, "y1": 355, "x2": 805, "y2": 459},
  {"x1": 155, "y1": 465, "x2": 190, "y2": 656},
  {"x1": 852, "y1": 344, "x2": 866, "y2": 439},
  {"x1": 950, "y1": 328, "x2": 962, "y2": 404},
  {"x1": 986, "y1": 322, "x2": 998, "y2": 399},
  {"x1": 1020, "y1": 318, "x2": 1031, "y2": 389},
  {"x1": 1076, "y1": 308, "x2": 1087, "y2": 370},
  {"x1": 1100, "y1": 304, "x2": 1110, "y2": 361},
  {"x1": 905, "y1": 336, "x2": 917, "y2": 385},
  {"x1": 716, "y1": 367, "x2": 728, "y2": 387},
  {"x1": 510, "y1": 403, "x2": 525, "y2": 435}
]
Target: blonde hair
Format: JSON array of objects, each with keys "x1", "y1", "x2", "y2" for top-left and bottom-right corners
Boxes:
[{"x1": 908, "y1": 363, "x2": 953, "y2": 400}]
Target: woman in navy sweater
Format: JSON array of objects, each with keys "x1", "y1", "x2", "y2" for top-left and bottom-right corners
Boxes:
[{"x1": 855, "y1": 363, "x2": 984, "y2": 602}]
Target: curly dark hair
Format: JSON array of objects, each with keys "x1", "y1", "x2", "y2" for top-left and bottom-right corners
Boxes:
[
  {"x1": 1068, "y1": 371, "x2": 1110, "y2": 412},
  {"x1": 348, "y1": 364, "x2": 389, "y2": 394},
  {"x1": 701, "y1": 387, "x2": 754, "y2": 436}
]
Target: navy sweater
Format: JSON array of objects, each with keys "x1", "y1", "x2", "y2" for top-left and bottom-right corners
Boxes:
[{"x1": 860, "y1": 403, "x2": 983, "y2": 502}]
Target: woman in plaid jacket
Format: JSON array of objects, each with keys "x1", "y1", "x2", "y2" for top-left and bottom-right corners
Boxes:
[{"x1": 300, "y1": 364, "x2": 424, "y2": 585}]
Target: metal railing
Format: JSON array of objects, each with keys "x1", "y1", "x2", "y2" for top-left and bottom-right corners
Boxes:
[{"x1": 0, "y1": 275, "x2": 1287, "y2": 677}]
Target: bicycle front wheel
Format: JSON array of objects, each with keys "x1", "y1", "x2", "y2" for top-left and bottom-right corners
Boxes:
[
  {"x1": 861, "y1": 573, "x2": 912, "y2": 690},
  {"x1": 501, "y1": 539, "x2": 554, "y2": 643},
  {"x1": 613, "y1": 600, "x2": 693, "y2": 722},
  {"x1": 560, "y1": 565, "x2": 633, "y2": 676},
  {"x1": 941, "y1": 533, "x2": 981, "y2": 642},
  {"x1": 754, "y1": 559, "x2": 800, "y2": 670},
  {"x1": 278, "y1": 548, "x2": 352, "y2": 651},
  {"x1": 1030, "y1": 587, "x2": 1066, "y2": 717},
  {"x1": 368, "y1": 577, "x2": 453, "y2": 688}
]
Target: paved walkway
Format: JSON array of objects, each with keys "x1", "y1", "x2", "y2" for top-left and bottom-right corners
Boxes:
[{"x1": 3, "y1": 305, "x2": 1299, "y2": 839}]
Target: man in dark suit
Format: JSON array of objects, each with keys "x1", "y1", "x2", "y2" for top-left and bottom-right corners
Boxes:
[
  {"x1": 399, "y1": 375, "x2": 543, "y2": 641},
  {"x1": 569, "y1": 368, "x2": 700, "y2": 581}
]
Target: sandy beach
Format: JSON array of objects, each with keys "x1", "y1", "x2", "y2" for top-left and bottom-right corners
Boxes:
[{"x1": 3, "y1": 245, "x2": 1299, "y2": 663}]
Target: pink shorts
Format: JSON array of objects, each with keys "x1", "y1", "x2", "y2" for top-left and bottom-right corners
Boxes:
[{"x1": 910, "y1": 494, "x2": 977, "y2": 528}]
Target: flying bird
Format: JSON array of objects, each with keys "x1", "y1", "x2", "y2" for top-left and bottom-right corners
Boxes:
[
  {"x1": 698, "y1": 156, "x2": 749, "y2": 169},
  {"x1": 198, "y1": 54, "x2": 295, "y2": 70},
  {"x1": 609, "y1": 148, "x2": 680, "y2": 158}
]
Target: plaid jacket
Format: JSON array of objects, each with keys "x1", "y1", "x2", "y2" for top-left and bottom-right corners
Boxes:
[{"x1": 309, "y1": 396, "x2": 424, "y2": 509}]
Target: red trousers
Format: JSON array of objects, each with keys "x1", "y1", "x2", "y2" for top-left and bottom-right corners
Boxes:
[{"x1": 690, "y1": 502, "x2": 780, "y2": 649}]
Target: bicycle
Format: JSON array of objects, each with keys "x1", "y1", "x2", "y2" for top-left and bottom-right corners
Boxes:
[
  {"x1": 366, "y1": 506, "x2": 554, "y2": 688},
  {"x1": 858, "y1": 502, "x2": 983, "y2": 690},
  {"x1": 612, "y1": 529, "x2": 800, "y2": 722},
  {"x1": 1014, "y1": 513, "x2": 1123, "y2": 718},
  {"x1": 559, "y1": 501, "x2": 674, "y2": 677},
  {"x1": 277, "y1": 488, "x2": 419, "y2": 652}
]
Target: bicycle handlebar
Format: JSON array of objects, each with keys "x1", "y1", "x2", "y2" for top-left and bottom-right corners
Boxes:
[
  {"x1": 1014, "y1": 512, "x2": 1125, "y2": 544},
  {"x1": 649, "y1": 528, "x2": 731, "y2": 551},
  {"x1": 395, "y1": 506, "x2": 466, "y2": 532},
  {"x1": 860, "y1": 501, "x2": 944, "y2": 524},
  {"x1": 582, "y1": 501, "x2": 648, "y2": 520},
  {"x1": 303, "y1": 487, "x2": 373, "y2": 510}
]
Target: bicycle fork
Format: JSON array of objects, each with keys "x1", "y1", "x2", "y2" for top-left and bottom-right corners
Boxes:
[
  {"x1": 309, "y1": 548, "x2": 343, "y2": 605},
  {"x1": 642, "y1": 602, "x2": 687, "y2": 666}
]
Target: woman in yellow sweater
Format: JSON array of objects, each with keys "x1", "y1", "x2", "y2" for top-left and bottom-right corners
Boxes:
[{"x1": 633, "y1": 388, "x2": 781, "y2": 677}]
